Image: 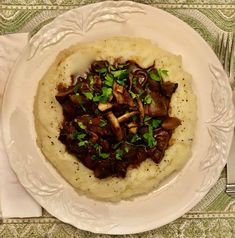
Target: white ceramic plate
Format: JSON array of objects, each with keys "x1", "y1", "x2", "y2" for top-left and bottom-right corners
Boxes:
[{"x1": 2, "y1": 1, "x2": 234, "y2": 234}]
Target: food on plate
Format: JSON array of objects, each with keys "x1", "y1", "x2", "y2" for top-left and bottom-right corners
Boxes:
[
  {"x1": 56, "y1": 59, "x2": 181, "y2": 179},
  {"x1": 34, "y1": 37, "x2": 197, "y2": 201}
]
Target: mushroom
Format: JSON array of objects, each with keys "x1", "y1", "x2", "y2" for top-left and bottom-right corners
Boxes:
[
  {"x1": 127, "y1": 121, "x2": 138, "y2": 134},
  {"x1": 137, "y1": 98, "x2": 144, "y2": 125},
  {"x1": 144, "y1": 92, "x2": 168, "y2": 117},
  {"x1": 89, "y1": 131, "x2": 99, "y2": 143},
  {"x1": 161, "y1": 82, "x2": 178, "y2": 98},
  {"x1": 128, "y1": 73, "x2": 133, "y2": 91},
  {"x1": 106, "y1": 111, "x2": 123, "y2": 141},
  {"x1": 132, "y1": 70, "x2": 148, "y2": 93},
  {"x1": 91, "y1": 60, "x2": 108, "y2": 73},
  {"x1": 117, "y1": 111, "x2": 139, "y2": 123},
  {"x1": 161, "y1": 117, "x2": 181, "y2": 130},
  {"x1": 98, "y1": 102, "x2": 113, "y2": 112},
  {"x1": 113, "y1": 82, "x2": 134, "y2": 106},
  {"x1": 55, "y1": 87, "x2": 75, "y2": 103}
]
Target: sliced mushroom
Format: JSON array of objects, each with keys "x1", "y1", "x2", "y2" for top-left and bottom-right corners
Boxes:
[
  {"x1": 132, "y1": 70, "x2": 148, "y2": 93},
  {"x1": 137, "y1": 98, "x2": 144, "y2": 125},
  {"x1": 153, "y1": 128, "x2": 170, "y2": 151},
  {"x1": 113, "y1": 82, "x2": 124, "y2": 94},
  {"x1": 117, "y1": 111, "x2": 139, "y2": 123},
  {"x1": 144, "y1": 92, "x2": 168, "y2": 117},
  {"x1": 161, "y1": 82, "x2": 178, "y2": 98},
  {"x1": 89, "y1": 131, "x2": 99, "y2": 143},
  {"x1": 91, "y1": 60, "x2": 108, "y2": 73},
  {"x1": 113, "y1": 82, "x2": 134, "y2": 106},
  {"x1": 56, "y1": 87, "x2": 75, "y2": 103},
  {"x1": 161, "y1": 117, "x2": 181, "y2": 130},
  {"x1": 106, "y1": 111, "x2": 123, "y2": 141},
  {"x1": 98, "y1": 102, "x2": 113, "y2": 112},
  {"x1": 128, "y1": 73, "x2": 133, "y2": 91},
  {"x1": 127, "y1": 121, "x2": 138, "y2": 134}
]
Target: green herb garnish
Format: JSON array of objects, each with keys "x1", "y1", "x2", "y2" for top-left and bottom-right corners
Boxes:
[
  {"x1": 124, "y1": 147, "x2": 129, "y2": 153},
  {"x1": 93, "y1": 87, "x2": 112, "y2": 103},
  {"x1": 73, "y1": 84, "x2": 79, "y2": 94},
  {"x1": 77, "y1": 133, "x2": 86, "y2": 140},
  {"x1": 148, "y1": 70, "x2": 160, "y2": 81},
  {"x1": 132, "y1": 115, "x2": 138, "y2": 121},
  {"x1": 112, "y1": 141, "x2": 123, "y2": 150},
  {"x1": 112, "y1": 69, "x2": 128, "y2": 86},
  {"x1": 144, "y1": 115, "x2": 152, "y2": 123},
  {"x1": 112, "y1": 69, "x2": 127, "y2": 78},
  {"x1": 109, "y1": 65, "x2": 116, "y2": 71},
  {"x1": 100, "y1": 119, "x2": 107, "y2": 127},
  {"x1": 148, "y1": 68, "x2": 168, "y2": 81},
  {"x1": 89, "y1": 75, "x2": 94, "y2": 89},
  {"x1": 95, "y1": 67, "x2": 107, "y2": 74},
  {"x1": 131, "y1": 134, "x2": 142, "y2": 143},
  {"x1": 83, "y1": 92, "x2": 93, "y2": 100},
  {"x1": 129, "y1": 91, "x2": 138, "y2": 99},
  {"x1": 104, "y1": 74, "x2": 114, "y2": 87},
  {"x1": 91, "y1": 155, "x2": 98, "y2": 160},
  {"x1": 158, "y1": 69, "x2": 168, "y2": 78},
  {"x1": 99, "y1": 153, "x2": 110, "y2": 159},
  {"x1": 78, "y1": 122, "x2": 86, "y2": 130},
  {"x1": 78, "y1": 141, "x2": 89, "y2": 147},
  {"x1": 152, "y1": 119, "x2": 161, "y2": 129},
  {"x1": 115, "y1": 149, "x2": 124, "y2": 160},
  {"x1": 143, "y1": 125, "x2": 156, "y2": 148},
  {"x1": 75, "y1": 94, "x2": 86, "y2": 111},
  {"x1": 143, "y1": 95, "x2": 152, "y2": 104}
]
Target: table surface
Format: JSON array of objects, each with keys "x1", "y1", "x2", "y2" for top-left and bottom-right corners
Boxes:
[{"x1": 0, "y1": 0, "x2": 235, "y2": 237}]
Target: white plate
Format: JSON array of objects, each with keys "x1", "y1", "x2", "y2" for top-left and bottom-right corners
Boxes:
[{"x1": 2, "y1": 1, "x2": 235, "y2": 234}]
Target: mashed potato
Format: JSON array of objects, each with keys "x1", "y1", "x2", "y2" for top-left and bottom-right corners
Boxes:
[{"x1": 34, "y1": 37, "x2": 197, "y2": 201}]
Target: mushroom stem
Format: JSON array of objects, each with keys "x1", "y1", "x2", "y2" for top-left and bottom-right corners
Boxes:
[
  {"x1": 127, "y1": 121, "x2": 138, "y2": 134},
  {"x1": 98, "y1": 102, "x2": 113, "y2": 112},
  {"x1": 117, "y1": 111, "x2": 139, "y2": 123},
  {"x1": 106, "y1": 111, "x2": 123, "y2": 141},
  {"x1": 137, "y1": 98, "x2": 144, "y2": 125}
]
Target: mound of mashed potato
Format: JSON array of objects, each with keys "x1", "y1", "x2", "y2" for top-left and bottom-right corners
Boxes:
[{"x1": 34, "y1": 37, "x2": 197, "y2": 201}]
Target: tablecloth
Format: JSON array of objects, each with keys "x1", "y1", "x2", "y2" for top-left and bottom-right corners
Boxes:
[{"x1": 0, "y1": 0, "x2": 235, "y2": 237}]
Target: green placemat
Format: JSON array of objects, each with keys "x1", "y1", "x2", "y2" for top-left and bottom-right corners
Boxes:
[{"x1": 0, "y1": 1, "x2": 235, "y2": 237}]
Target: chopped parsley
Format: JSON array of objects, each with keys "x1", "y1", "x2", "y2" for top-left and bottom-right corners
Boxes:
[
  {"x1": 124, "y1": 147, "x2": 129, "y2": 153},
  {"x1": 104, "y1": 74, "x2": 114, "y2": 87},
  {"x1": 131, "y1": 134, "x2": 142, "y2": 143},
  {"x1": 95, "y1": 67, "x2": 107, "y2": 74},
  {"x1": 115, "y1": 149, "x2": 124, "y2": 160},
  {"x1": 78, "y1": 122, "x2": 86, "y2": 130},
  {"x1": 129, "y1": 91, "x2": 138, "y2": 99},
  {"x1": 143, "y1": 95, "x2": 152, "y2": 104},
  {"x1": 158, "y1": 69, "x2": 168, "y2": 78},
  {"x1": 112, "y1": 141, "x2": 123, "y2": 150},
  {"x1": 99, "y1": 153, "x2": 110, "y2": 159},
  {"x1": 112, "y1": 69, "x2": 128, "y2": 86},
  {"x1": 78, "y1": 141, "x2": 89, "y2": 147},
  {"x1": 143, "y1": 125, "x2": 156, "y2": 148},
  {"x1": 112, "y1": 69, "x2": 127, "y2": 78},
  {"x1": 88, "y1": 75, "x2": 94, "y2": 89},
  {"x1": 152, "y1": 119, "x2": 161, "y2": 129},
  {"x1": 93, "y1": 87, "x2": 112, "y2": 103},
  {"x1": 148, "y1": 68, "x2": 168, "y2": 82},
  {"x1": 144, "y1": 115, "x2": 152, "y2": 123},
  {"x1": 73, "y1": 84, "x2": 79, "y2": 94},
  {"x1": 83, "y1": 92, "x2": 93, "y2": 100},
  {"x1": 99, "y1": 119, "x2": 107, "y2": 127},
  {"x1": 148, "y1": 70, "x2": 160, "y2": 81},
  {"x1": 77, "y1": 133, "x2": 86, "y2": 140},
  {"x1": 132, "y1": 115, "x2": 138, "y2": 121}
]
